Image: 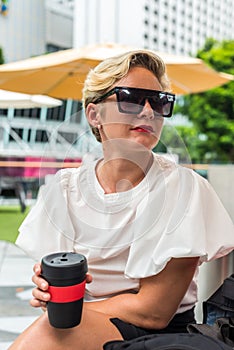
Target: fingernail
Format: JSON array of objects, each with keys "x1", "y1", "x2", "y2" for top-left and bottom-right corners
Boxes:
[{"x1": 41, "y1": 283, "x2": 47, "y2": 289}]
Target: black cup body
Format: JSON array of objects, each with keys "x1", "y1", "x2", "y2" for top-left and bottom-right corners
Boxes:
[{"x1": 41, "y1": 252, "x2": 88, "y2": 329}]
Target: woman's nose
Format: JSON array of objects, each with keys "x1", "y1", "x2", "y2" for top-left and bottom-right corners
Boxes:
[{"x1": 137, "y1": 99, "x2": 154, "y2": 120}]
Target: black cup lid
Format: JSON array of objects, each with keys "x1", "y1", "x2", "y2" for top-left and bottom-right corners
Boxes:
[{"x1": 41, "y1": 252, "x2": 88, "y2": 280}]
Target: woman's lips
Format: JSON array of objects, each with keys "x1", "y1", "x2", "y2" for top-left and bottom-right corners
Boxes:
[{"x1": 131, "y1": 125, "x2": 154, "y2": 133}]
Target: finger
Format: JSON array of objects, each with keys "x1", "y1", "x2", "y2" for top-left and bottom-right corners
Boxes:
[
  {"x1": 32, "y1": 274, "x2": 49, "y2": 291},
  {"x1": 30, "y1": 298, "x2": 47, "y2": 310},
  {"x1": 33, "y1": 263, "x2": 42, "y2": 275},
  {"x1": 86, "y1": 273, "x2": 93, "y2": 284},
  {"x1": 32, "y1": 287, "x2": 51, "y2": 302}
]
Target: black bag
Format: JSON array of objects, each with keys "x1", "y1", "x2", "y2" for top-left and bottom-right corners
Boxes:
[
  {"x1": 103, "y1": 332, "x2": 233, "y2": 349},
  {"x1": 203, "y1": 274, "x2": 234, "y2": 325},
  {"x1": 186, "y1": 274, "x2": 234, "y2": 348},
  {"x1": 188, "y1": 317, "x2": 234, "y2": 348}
]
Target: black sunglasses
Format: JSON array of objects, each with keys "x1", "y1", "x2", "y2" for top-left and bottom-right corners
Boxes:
[{"x1": 93, "y1": 86, "x2": 176, "y2": 118}]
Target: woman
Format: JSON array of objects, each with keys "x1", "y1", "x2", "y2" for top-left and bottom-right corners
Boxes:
[{"x1": 10, "y1": 50, "x2": 234, "y2": 350}]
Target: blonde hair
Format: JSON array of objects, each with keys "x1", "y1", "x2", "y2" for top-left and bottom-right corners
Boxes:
[{"x1": 83, "y1": 49, "x2": 171, "y2": 142}]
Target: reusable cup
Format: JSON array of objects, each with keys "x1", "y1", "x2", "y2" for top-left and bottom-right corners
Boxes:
[{"x1": 41, "y1": 252, "x2": 88, "y2": 329}]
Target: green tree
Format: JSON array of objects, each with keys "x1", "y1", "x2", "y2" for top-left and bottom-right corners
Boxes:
[
  {"x1": 0, "y1": 46, "x2": 4, "y2": 64},
  {"x1": 175, "y1": 39, "x2": 234, "y2": 163}
]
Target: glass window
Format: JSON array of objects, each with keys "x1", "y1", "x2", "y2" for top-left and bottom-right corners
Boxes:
[
  {"x1": 0, "y1": 109, "x2": 8, "y2": 116},
  {"x1": 14, "y1": 108, "x2": 41, "y2": 119},
  {"x1": 58, "y1": 131, "x2": 77, "y2": 144},
  {"x1": 9, "y1": 128, "x2": 23, "y2": 141},
  {"x1": 46, "y1": 101, "x2": 67, "y2": 121},
  {"x1": 70, "y1": 101, "x2": 82, "y2": 123},
  {"x1": 35, "y1": 130, "x2": 49, "y2": 143}
]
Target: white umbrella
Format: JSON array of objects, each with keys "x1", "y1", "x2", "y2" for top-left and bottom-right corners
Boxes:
[{"x1": 0, "y1": 89, "x2": 62, "y2": 109}]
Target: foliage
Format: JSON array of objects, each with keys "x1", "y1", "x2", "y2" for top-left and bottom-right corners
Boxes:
[
  {"x1": 0, "y1": 46, "x2": 4, "y2": 64},
  {"x1": 175, "y1": 39, "x2": 234, "y2": 163},
  {"x1": 155, "y1": 124, "x2": 203, "y2": 164}
]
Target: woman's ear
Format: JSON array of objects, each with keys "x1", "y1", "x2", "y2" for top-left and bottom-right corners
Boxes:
[{"x1": 86, "y1": 103, "x2": 100, "y2": 127}]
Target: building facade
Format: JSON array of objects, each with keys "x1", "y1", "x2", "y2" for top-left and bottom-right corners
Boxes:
[
  {"x1": 0, "y1": 0, "x2": 46, "y2": 63},
  {"x1": 0, "y1": 0, "x2": 93, "y2": 168},
  {"x1": 142, "y1": 0, "x2": 234, "y2": 56},
  {"x1": 45, "y1": 0, "x2": 74, "y2": 52},
  {"x1": 1, "y1": 0, "x2": 234, "y2": 174},
  {"x1": 73, "y1": 0, "x2": 234, "y2": 56}
]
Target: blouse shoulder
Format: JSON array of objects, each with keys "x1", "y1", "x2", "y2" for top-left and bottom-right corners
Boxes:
[
  {"x1": 125, "y1": 156, "x2": 234, "y2": 279},
  {"x1": 54, "y1": 166, "x2": 81, "y2": 186}
]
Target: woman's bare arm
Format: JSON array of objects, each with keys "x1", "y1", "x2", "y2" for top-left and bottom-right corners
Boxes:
[
  {"x1": 30, "y1": 257, "x2": 198, "y2": 329},
  {"x1": 85, "y1": 257, "x2": 199, "y2": 329}
]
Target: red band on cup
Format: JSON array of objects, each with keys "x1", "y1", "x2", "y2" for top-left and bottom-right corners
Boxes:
[{"x1": 48, "y1": 280, "x2": 86, "y2": 303}]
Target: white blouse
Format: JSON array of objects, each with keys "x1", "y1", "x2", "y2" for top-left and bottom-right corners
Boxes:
[{"x1": 16, "y1": 153, "x2": 234, "y2": 313}]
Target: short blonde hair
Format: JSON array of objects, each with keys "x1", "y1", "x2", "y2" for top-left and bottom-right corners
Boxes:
[{"x1": 83, "y1": 49, "x2": 171, "y2": 142}]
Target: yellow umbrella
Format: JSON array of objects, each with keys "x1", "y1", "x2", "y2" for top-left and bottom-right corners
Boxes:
[{"x1": 0, "y1": 43, "x2": 232, "y2": 99}]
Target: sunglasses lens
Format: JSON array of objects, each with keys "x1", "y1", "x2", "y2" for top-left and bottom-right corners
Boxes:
[
  {"x1": 116, "y1": 88, "x2": 174, "y2": 117},
  {"x1": 118, "y1": 88, "x2": 143, "y2": 113},
  {"x1": 150, "y1": 96, "x2": 172, "y2": 117}
]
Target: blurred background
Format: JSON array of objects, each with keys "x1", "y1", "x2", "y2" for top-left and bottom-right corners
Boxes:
[{"x1": 0, "y1": 0, "x2": 233, "y2": 336}]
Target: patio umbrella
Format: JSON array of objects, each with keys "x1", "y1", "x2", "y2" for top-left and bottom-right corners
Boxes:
[
  {"x1": 0, "y1": 89, "x2": 62, "y2": 109},
  {"x1": 0, "y1": 43, "x2": 232, "y2": 99}
]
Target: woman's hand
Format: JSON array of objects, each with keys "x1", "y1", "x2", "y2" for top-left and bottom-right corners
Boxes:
[
  {"x1": 31, "y1": 263, "x2": 50, "y2": 310},
  {"x1": 30, "y1": 263, "x2": 93, "y2": 311}
]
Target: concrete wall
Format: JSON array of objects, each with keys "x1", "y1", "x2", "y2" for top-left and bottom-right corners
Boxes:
[
  {"x1": 73, "y1": 0, "x2": 145, "y2": 48},
  {"x1": 208, "y1": 165, "x2": 234, "y2": 222},
  {"x1": 195, "y1": 165, "x2": 234, "y2": 322},
  {"x1": 0, "y1": 0, "x2": 46, "y2": 63},
  {"x1": 45, "y1": 0, "x2": 73, "y2": 49}
]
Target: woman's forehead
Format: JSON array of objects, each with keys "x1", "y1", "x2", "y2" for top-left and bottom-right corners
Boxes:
[{"x1": 113, "y1": 67, "x2": 162, "y2": 90}]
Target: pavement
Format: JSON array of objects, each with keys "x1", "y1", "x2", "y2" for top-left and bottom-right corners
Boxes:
[{"x1": 0, "y1": 240, "x2": 41, "y2": 349}]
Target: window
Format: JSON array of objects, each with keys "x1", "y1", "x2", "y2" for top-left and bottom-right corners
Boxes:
[
  {"x1": 46, "y1": 101, "x2": 67, "y2": 121},
  {"x1": 9, "y1": 128, "x2": 23, "y2": 141},
  {"x1": 35, "y1": 130, "x2": 49, "y2": 143},
  {"x1": 14, "y1": 108, "x2": 41, "y2": 119},
  {"x1": 70, "y1": 101, "x2": 82, "y2": 124},
  {"x1": 58, "y1": 131, "x2": 77, "y2": 144},
  {"x1": 0, "y1": 109, "x2": 8, "y2": 116}
]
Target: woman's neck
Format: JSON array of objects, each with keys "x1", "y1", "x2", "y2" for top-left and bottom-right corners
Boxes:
[{"x1": 96, "y1": 152, "x2": 153, "y2": 194}]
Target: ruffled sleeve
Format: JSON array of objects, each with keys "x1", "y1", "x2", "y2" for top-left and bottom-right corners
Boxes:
[
  {"x1": 125, "y1": 166, "x2": 234, "y2": 279},
  {"x1": 16, "y1": 169, "x2": 77, "y2": 261}
]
